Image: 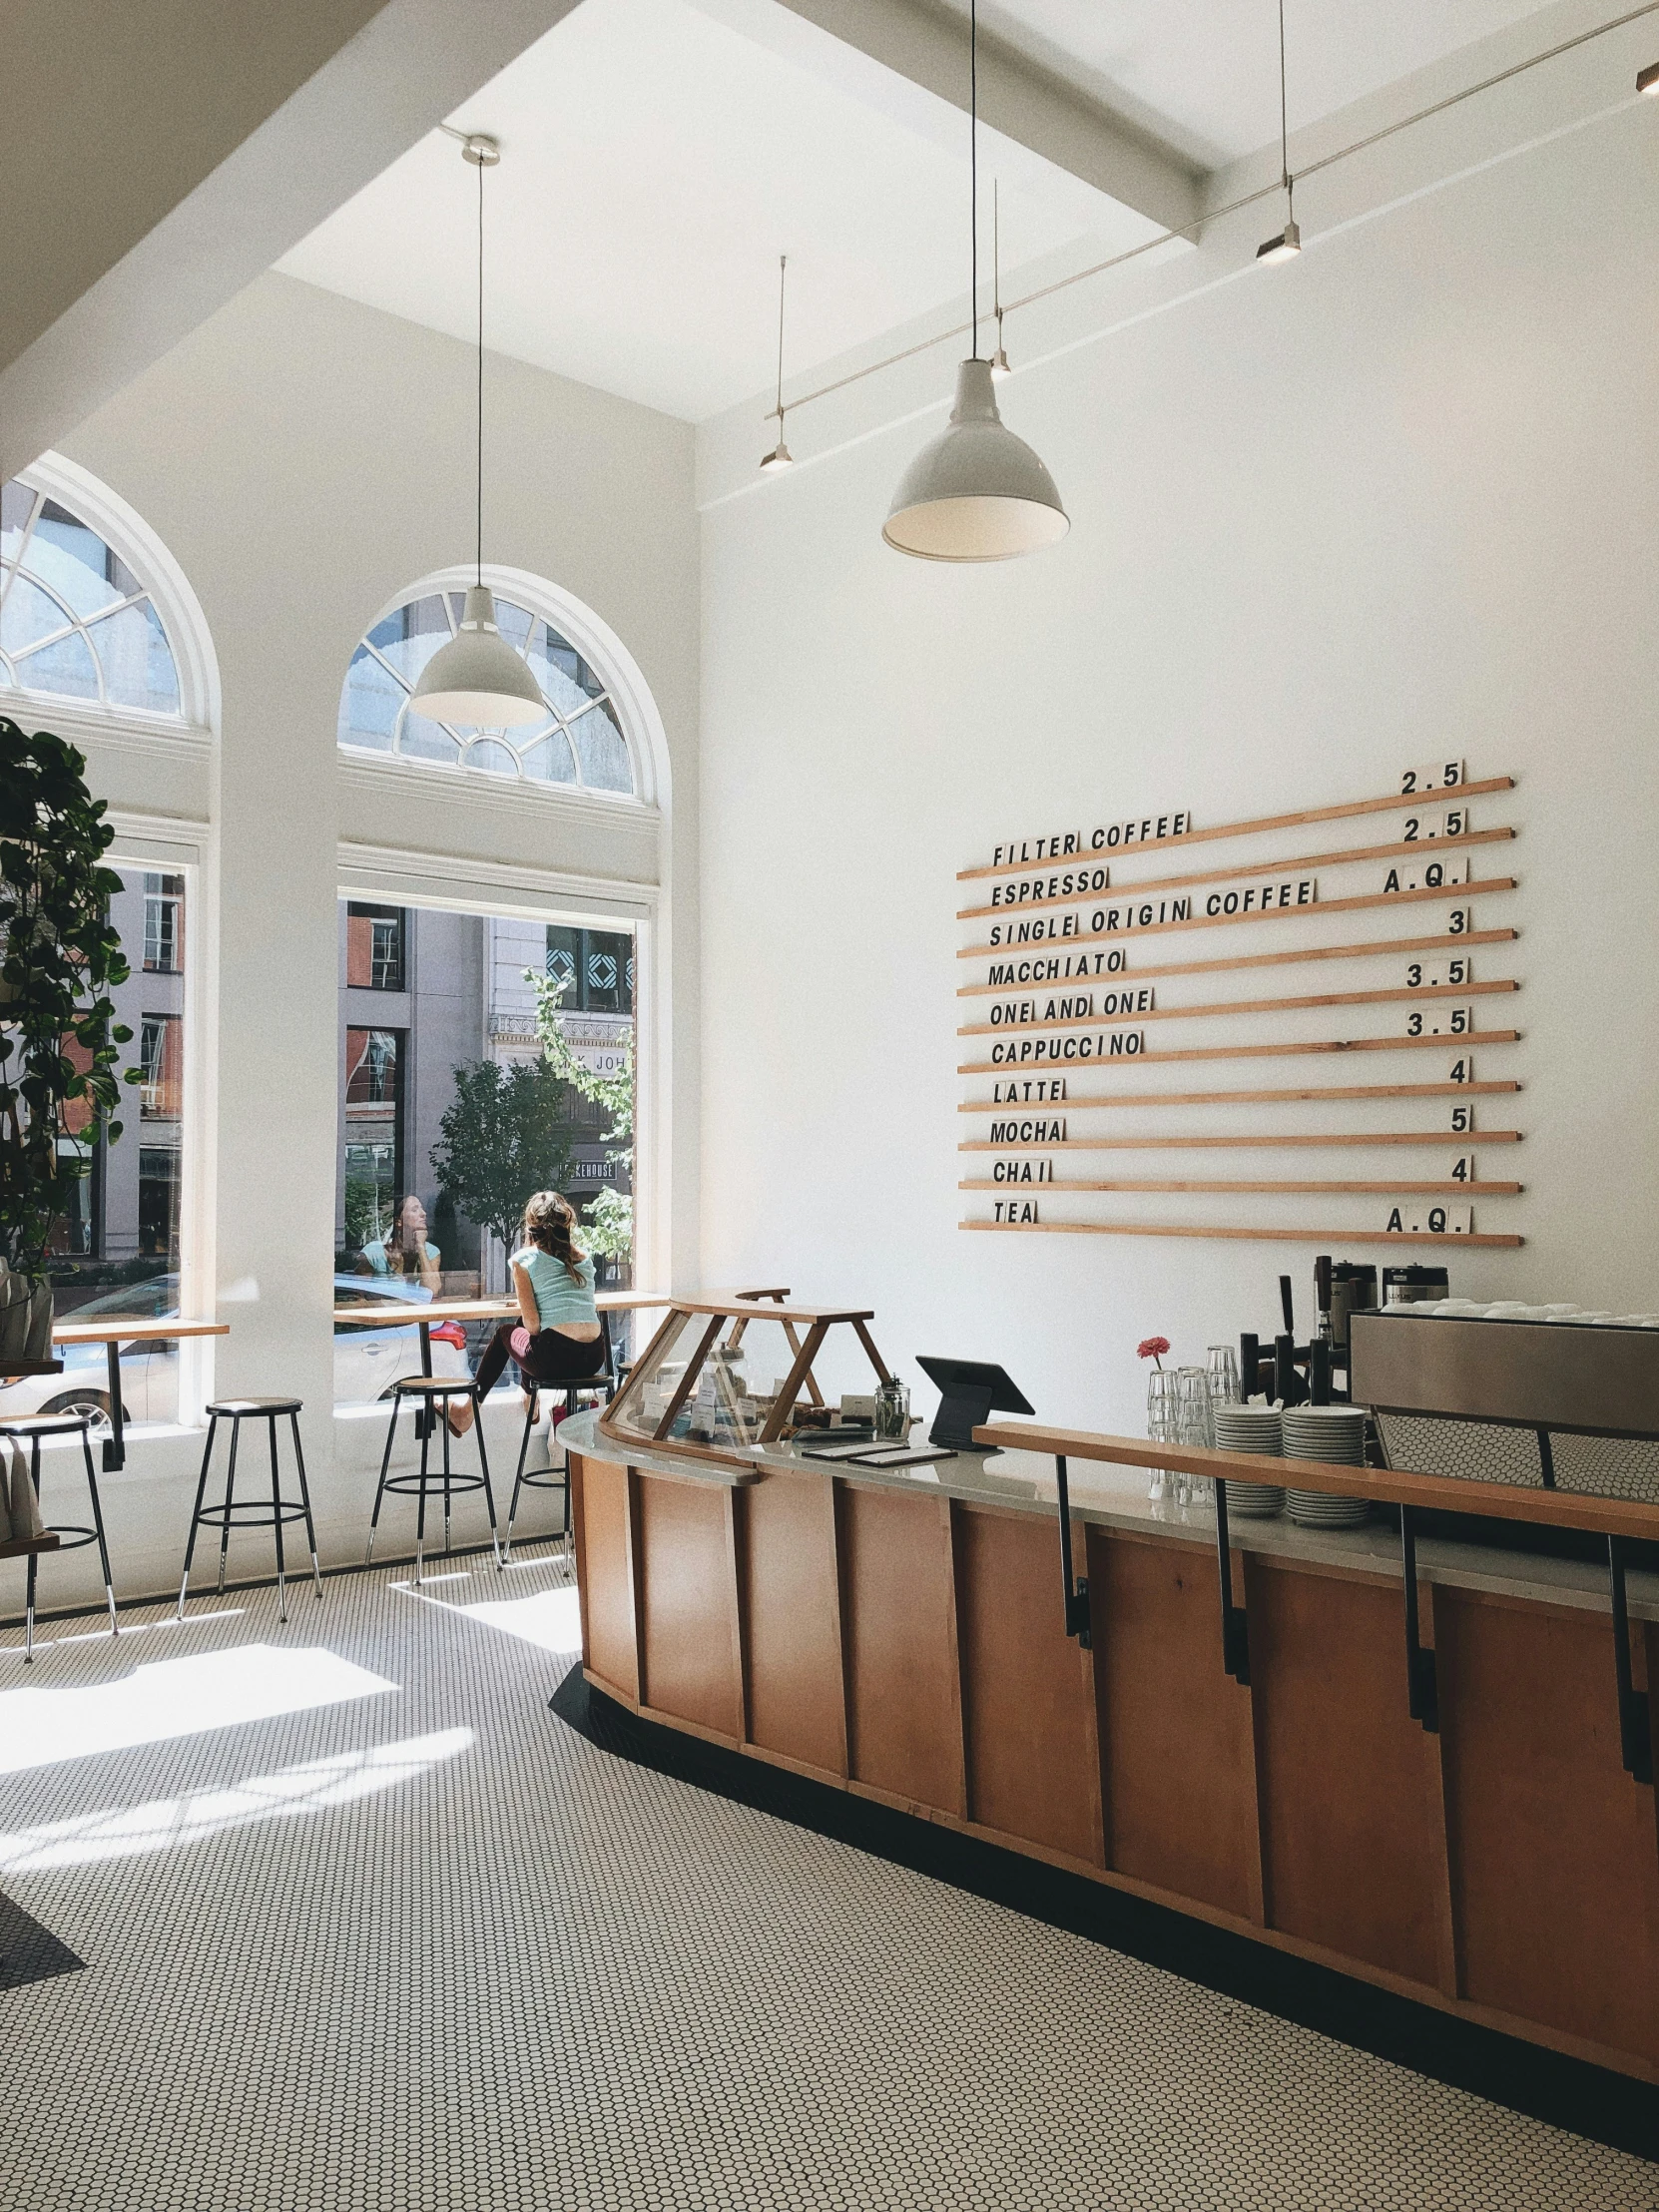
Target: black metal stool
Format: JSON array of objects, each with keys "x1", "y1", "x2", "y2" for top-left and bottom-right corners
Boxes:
[
  {"x1": 0, "y1": 1412, "x2": 116, "y2": 1662},
  {"x1": 178, "y1": 1397, "x2": 321, "y2": 1624},
  {"x1": 504, "y1": 1324, "x2": 616, "y2": 1562},
  {"x1": 367, "y1": 1379, "x2": 500, "y2": 1584}
]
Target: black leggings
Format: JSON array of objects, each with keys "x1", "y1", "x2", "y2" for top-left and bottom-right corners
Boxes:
[{"x1": 473, "y1": 1322, "x2": 607, "y2": 1400}]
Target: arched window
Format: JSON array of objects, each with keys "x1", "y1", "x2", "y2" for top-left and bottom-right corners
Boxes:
[
  {"x1": 0, "y1": 478, "x2": 183, "y2": 717},
  {"x1": 338, "y1": 587, "x2": 637, "y2": 795}
]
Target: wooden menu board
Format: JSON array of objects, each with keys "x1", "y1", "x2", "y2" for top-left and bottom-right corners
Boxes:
[{"x1": 956, "y1": 761, "x2": 1523, "y2": 1248}]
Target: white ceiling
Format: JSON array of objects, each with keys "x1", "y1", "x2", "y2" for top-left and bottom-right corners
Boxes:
[
  {"x1": 971, "y1": 0, "x2": 1555, "y2": 172},
  {"x1": 277, "y1": 0, "x2": 1560, "y2": 423},
  {"x1": 277, "y1": 0, "x2": 1154, "y2": 424}
]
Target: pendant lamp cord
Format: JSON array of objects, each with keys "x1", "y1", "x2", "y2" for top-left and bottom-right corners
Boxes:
[
  {"x1": 1278, "y1": 0, "x2": 1294, "y2": 218},
  {"x1": 775, "y1": 255, "x2": 788, "y2": 424},
  {"x1": 970, "y1": 0, "x2": 979, "y2": 357},
  {"x1": 476, "y1": 148, "x2": 485, "y2": 590}
]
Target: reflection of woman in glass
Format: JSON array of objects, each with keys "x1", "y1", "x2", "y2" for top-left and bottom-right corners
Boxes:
[
  {"x1": 449, "y1": 1190, "x2": 603, "y2": 1433},
  {"x1": 356, "y1": 1193, "x2": 441, "y2": 1293}
]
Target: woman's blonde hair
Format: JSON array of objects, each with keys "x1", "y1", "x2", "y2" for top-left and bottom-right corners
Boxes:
[{"x1": 521, "y1": 1190, "x2": 586, "y2": 1283}]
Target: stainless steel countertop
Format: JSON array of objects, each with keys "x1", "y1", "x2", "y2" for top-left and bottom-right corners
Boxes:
[{"x1": 562, "y1": 1409, "x2": 1659, "y2": 1625}]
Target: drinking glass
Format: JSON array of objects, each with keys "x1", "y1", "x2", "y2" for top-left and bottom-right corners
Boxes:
[
  {"x1": 1146, "y1": 1370, "x2": 1180, "y2": 1500},
  {"x1": 1176, "y1": 1366, "x2": 1215, "y2": 1505},
  {"x1": 1207, "y1": 1345, "x2": 1242, "y2": 1406}
]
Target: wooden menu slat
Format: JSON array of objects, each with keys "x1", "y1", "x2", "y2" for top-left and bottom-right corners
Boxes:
[
  {"x1": 958, "y1": 877, "x2": 1516, "y2": 960},
  {"x1": 959, "y1": 1130, "x2": 1523, "y2": 1150},
  {"x1": 959, "y1": 1177, "x2": 1520, "y2": 1195},
  {"x1": 958, "y1": 977, "x2": 1515, "y2": 1040},
  {"x1": 955, "y1": 777, "x2": 1515, "y2": 882},
  {"x1": 958, "y1": 1080, "x2": 1518, "y2": 1114},
  {"x1": 955, "y1": 826, "x2": 1514, "y2": 922},
  {"x1": 960, "y1": 1221, "x2": 1524, "y2": 1248},
  {"x1": 956, "y1": 926, "x2": 1517, "y2": 995},
  {"x1": 958, "y1": 1029, "x2": 1519, "y2": 1077}
]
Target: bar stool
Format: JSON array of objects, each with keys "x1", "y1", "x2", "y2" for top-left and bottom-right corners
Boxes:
[
  {"x1": 367, "y1": 1379, "x2": 500, "y2": 1584},
  {"x1": 504, "y1": 1320, "x2": 615, "y2": 1561},
  {"x1": 0, "y1": 1412, "x2": 116, "y2": 1662},
  {"x1": 178, "y1": 1397, "x2": 321, "y2": 1623}
]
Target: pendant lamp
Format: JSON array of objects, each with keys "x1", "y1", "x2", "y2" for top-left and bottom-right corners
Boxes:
[
  {"x1": 883, "y1": 0, "x2": 1066, "y2": 561},
  {"x1": 412, "y1": 134, "x2": 545, "y2": 729}
]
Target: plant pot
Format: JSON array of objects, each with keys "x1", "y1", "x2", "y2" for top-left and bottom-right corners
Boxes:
[{"x1": 0, "y1": 1272, "x2": 51, "y2": 1365}]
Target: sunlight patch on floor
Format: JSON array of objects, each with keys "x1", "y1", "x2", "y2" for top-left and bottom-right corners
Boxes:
[
  {"x1": 0, "y1": 1645, "x2": 397, "y2": 1776},
  {"x1": 0, "y1": 1727, "x2": 472, "y2": 1873}
]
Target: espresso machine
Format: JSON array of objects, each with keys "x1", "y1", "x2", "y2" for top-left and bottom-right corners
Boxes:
[{"x1": 1239, "y1": 1258, "x2": 1383, "y2": 1405}]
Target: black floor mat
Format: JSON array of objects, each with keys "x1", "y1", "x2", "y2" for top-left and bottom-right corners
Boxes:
[
  {"x1": 551, "y1": 1663, "x2": 1659, "y2": 2165},
  {"x1": 0, "y1": 1890, "x2": 82, "y2": 1992}
]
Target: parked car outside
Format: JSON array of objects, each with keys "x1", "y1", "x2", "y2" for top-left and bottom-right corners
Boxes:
[{"x1": 0, "y1": 1275, "x2": 473, "y2": 1432}]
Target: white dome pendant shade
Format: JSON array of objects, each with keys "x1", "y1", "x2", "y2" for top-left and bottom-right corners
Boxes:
[
  {"x1": 883, "y1": 359, "x2": 1068, "y2": 561},
  {"x1": 410, "y1": 584, "x2": 546, "y2": 726},
  {"x1": 408, "y1": 133, "x2": 544, "y2": 730}
]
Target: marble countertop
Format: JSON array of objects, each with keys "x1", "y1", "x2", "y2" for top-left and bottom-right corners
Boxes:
[{"x1": 562, "y1": 1411, "x2": 1659, "y2": 1625}]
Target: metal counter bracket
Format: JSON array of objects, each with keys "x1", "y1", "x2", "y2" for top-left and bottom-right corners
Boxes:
[
  {"x1": 1399, "y1": 1506, "x2": 1438, "y2": 1734},
  {"x1": 1607, "y1": 1536, "x2": 1653, "y2": 1785},
  {"x1": 1052, "y1": 1456, "x2": 1091, "y2": 1648},
  {"x1": 1213, "y1": 1478, "x2": 1250, "y2": 1686}
]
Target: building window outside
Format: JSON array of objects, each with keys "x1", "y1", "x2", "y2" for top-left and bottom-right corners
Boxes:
[
  {"x1": 138, "y1": 1148, "x2": 182, "y2": 1258},
  {"x1": 143, "y1": 873, "x2": 185, "y2": 971},
  {"x1": 343, "y1": 1028, "x2": 404, "y2": 1253},
  {"x1": 0, "y1": 479, "x2": 182, "y2": 715},
  {"x1": 139, "y1": 1012, "x2": 183, "y2": 1119},
  {"x1": 345, "y1": 902, "x2": 406, "y2": 991},
  {"x1": 337, "y1": 591, "x2": 636, "y2": 794},
  {"x1": 545, "y1": 926, "x2": 635, "y2": 1016}
]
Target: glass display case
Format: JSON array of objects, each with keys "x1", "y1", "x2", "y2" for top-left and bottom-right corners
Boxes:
[{"x1": 599, "y1": 1295, "x2": 892, "y2": 1468}]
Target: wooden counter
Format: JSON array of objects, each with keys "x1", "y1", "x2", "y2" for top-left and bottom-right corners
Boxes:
[{"x1": 563, "y1": 1411, "x2": 1659, "y2": 2083}]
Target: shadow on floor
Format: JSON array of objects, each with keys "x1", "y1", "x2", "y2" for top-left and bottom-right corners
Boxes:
[
  {"x1": 551, "y1": 1665, "x2": 1659, "y2": 2166},
  {"x1": 0, "y1": 1890, "x2": 82, "y2": 1992}
]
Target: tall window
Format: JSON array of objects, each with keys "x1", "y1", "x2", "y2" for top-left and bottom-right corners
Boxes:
[
  {"x1": 337, "y1": 591, "x2": 635, "y2": 793},
  {"x1": 139, "y1": 1013, "x2": 183, "y2": 1119},
  {"x1": 546, "y1": 926, "x2": 635, "y2": 1016},
  {"x1": 334, "y1": 898, "x2": 635, "y2": 1407},
  {"x1": 0, "y1": 480, "x2": 182, "y2": 715}
]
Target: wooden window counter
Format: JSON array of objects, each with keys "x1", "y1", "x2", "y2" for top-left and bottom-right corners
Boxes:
[{"x1": 562, "y1": 1398, "x2": 1659, "y2": 2084}]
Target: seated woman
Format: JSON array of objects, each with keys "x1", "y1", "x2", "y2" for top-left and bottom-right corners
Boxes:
[
  {"x1": 355, "y1": 1193, "x2": 442, "y2": 1294},
  {"x1": 448, "y1": 1190, "x2": 605, "y2": 1434}
]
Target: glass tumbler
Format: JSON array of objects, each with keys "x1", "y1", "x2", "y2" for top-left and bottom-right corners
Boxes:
[
  {"x1": 1207, "y1": 1345, "x2": 1242, "y2": 1406},
  {"x1": 1176, "y1": 1366, "x2": 1216, "y2": 1505},
  {"x1": 1146, "y1": 1369, "x2": 1180, "y2": 1500}
]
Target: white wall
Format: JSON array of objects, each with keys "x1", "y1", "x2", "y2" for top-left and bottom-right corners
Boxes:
[
  {"x1": 7, "y1": 272, "x2": 699, "y2": 1610},
  {"x1": 697, "y1": 103, "x2": 1659, "y2": 1435}
]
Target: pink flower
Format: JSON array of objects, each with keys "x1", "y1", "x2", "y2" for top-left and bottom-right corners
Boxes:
[{"x1": 1137, "y1": 1336, "x2": 1171, "y2": 1369}]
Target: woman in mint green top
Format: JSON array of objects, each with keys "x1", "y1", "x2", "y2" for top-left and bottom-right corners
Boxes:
[{"x1": 449, "y1": 1190, "x2": 605, "y2": 1432}]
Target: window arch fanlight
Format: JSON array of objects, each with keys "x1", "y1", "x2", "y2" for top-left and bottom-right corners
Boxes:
[
  {"x1": 0, "y1": 474, "x2": 185, "y2": 719},
  {"x1": 339, "y1": 575, "x2": 644, "y2": 799}
]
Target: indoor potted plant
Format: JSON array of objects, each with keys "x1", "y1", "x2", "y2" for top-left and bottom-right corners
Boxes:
[{"x1": 0, "y1": 719, "x2": 139, "y2": 1364}]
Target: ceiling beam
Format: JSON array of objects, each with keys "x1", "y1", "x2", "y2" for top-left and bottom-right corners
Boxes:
[
  {"x1": 0, "y1": 0, "x2": 586, "y2": 482},
  {"x1": 765, "y1": 0, "x2": 1201, "y2": 235}
]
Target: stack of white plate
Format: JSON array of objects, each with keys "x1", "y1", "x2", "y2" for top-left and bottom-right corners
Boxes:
[
  {"x1": 1212, "y1": 1402, "x2": 1286, "y2": 1517},
  {"x1": 1281, "y1": 1404, "x2": 1370, "y2": 1528}
]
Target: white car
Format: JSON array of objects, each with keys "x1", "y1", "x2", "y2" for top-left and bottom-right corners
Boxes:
[{"x1": 0, "y1": 1273, "x2": 473, "y2": 1431}]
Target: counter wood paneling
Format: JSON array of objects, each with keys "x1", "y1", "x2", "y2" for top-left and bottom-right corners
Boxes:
[{"x1": 565, "y1": 1418, "x2": 1659, "y2": 2083}]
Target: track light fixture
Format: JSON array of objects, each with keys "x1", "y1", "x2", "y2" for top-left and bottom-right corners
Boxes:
[
  {"x1": 760, "y1": 254, "x2": 795, "y2": 474},
  {"x1": 1257, "y1": 1, "x2": 1303, "y2": 266},
  {"x1": 991, "y1": 182, "x2": 1012, "y2": 379},
  {"x1": 1639, "y1": 61, "x2": 1659, "y2": 94},
  {"x1": 883, "y1": 0, "x2": 1066, "y2": 560}
]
